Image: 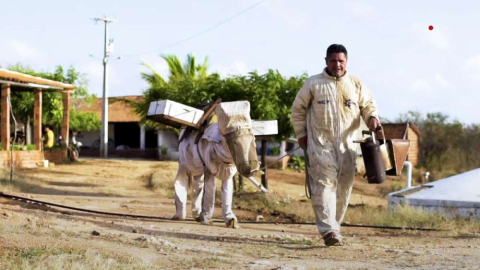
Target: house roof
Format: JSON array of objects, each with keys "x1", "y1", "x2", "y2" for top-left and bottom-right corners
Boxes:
[
  {"x1": 75, "y1": 95, "x2": 143, "y2": 123},
  {"x1": 0, "y1": 68, "x2": 76, "y2": 91}
]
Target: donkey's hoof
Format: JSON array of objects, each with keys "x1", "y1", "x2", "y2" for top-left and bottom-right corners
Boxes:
[
  {"x1": 226, "y1": 218, "x2": 241, "y2": 229},
  {"x1": 171, "y1": 215, "x2": 185, "y2": 221},
  {"x1": 201, "y1": 218, "x2": 213, "y2": 225}
]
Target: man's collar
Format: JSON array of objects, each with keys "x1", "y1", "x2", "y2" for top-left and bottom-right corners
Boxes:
[{"x1": 323, "y1": 68, "x2": 348, "y2": 80}]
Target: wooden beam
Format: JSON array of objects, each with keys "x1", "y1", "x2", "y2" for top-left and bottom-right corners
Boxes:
[
  {"x1": 33, "y1": 89, "x2": 43, "y2": 150},
  {"x1": 261, "y1": 139, "x2": 268, "y2": 189},
  {"x1": 1, "y1": 84, "x2": 11, "y2": 151},
  {"x1": 61, "y1": 92, "x2": 70, "y2": 148}
]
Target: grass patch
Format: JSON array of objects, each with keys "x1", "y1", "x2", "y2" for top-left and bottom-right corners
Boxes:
[
  {"x1": 233, "y1": 190, "x2": 480, "y2": 234},
  {"x1": 0, "y1": 247, "x2": 147, "y2": 270},
  {"x1": 345, "y1": 204, "x2": 480, "y2": 233},
  {"x1": 147, "y1": 171, "x2": 176, "y2": 198},
  {"x1": 233, "y1": 191, "x2": 314, "y2": 222},
  {"x1": 179, "y1": 255, "x2": 230, "y2": 269}
]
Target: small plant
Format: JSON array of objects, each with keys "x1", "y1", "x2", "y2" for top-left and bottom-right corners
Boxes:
[
  {"x1": 270, "y1": 147, "x2": 280, "y2": 156},
  {"x1": 290, "y1": 156, "x2": 305, "y2": 172},
  {"x1": 160, "y1": 145, "x2": 168, "y2": 155}
]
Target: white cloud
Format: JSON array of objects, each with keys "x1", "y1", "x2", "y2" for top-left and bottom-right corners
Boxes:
[
  {"x1": 411, "y1": 23, "x2": 449, "y2": 50},
  {"x1": 412, "y1": 79, "x2": 433, "y2": 94},
  {"x1": 344, "y1": 0, "x2": 375, "y2": 18},
  {"x1": 466, "y1": 55, "x2": 480, "y2": 82},
  {"x1": 8, "y1": 40, "x2": 47, "y2": 60},
  {"x1": 264, "y1": 0, "x2": 310, "y2": 29},
  {"x1": 78, "y1": 60, "x2": 123, "y2": 96},
  {"x1": 211, "y1": 60, "x2": 249, "y2": 77},
  {"x1": 0, "y1": 39, "x2": 48, "y2": 65},
  {"x1": 434, "y1": 74, "x2": 449, "y2": 88}
]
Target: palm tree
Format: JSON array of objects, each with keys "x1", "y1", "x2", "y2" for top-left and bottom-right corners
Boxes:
[{"x1": 119, "y1": 54, "x2": 214, "y2": 130}]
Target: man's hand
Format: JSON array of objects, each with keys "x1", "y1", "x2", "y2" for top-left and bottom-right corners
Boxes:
[
  {"x1": 368, "y1": 117, "x2": 381, "y2": 131},
  {"x1": 298, "y1": 136, "x2": 308, "y2": 150}
]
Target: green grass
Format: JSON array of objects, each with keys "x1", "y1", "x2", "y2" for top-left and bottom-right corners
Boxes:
[
  {"x1": 233, "y1": 190, "x2": 480, "y2": 234},
  {"x1": 345, "y1": 204, "x2": 480, "y2": 233},
  {"x1": 233, "y1": 191, "x2": 315, "y2": 222}
]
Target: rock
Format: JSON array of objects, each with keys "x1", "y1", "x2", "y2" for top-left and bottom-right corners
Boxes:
[
  {"x1": 133, "y1": 229, "x2": 140, "y2": 233},
  {"x1": 255, "y1": 215, "x2": 265, "y2": 222},
  {"x1": 92, "y1": 230, "x2": 100, "y2": 236}
]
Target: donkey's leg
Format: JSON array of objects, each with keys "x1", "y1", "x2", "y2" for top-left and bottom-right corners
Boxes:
[
  {"x1": 200, "y1": 172, "x2": 216, "y2": 225},
  {"x1": 190, "y1": 174, "x2": 204, "y2": 220},
  {"x1": 173, "y1": 166, "x2": 189, "y2": 220},
  {"x1": 222, "y1": 177, "x2": 240, "y2": 228}
]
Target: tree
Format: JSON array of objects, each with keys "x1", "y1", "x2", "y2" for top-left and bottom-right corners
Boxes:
[
  {"x1": 395, "y1": 110, "x2": 480, "y2": 180},
  {"x1": 136, "y1": 54, "x2": 307, "y2": 141},
  {"x1": 122, "y1": 54, "x2": 216, "y2": 131}
]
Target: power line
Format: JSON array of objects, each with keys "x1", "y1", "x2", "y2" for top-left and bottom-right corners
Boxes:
[{"x1": 123, "y1": 0, "x2": 267, "y2": 57}]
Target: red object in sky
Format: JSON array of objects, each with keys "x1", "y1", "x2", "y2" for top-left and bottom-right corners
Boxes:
[{"x1": 429, "y1": 25, "x2": 434, "y2": 31}]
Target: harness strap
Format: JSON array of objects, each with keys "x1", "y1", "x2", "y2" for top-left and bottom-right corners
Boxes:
[{"x1": 196, "y1": 142, "x2": 207, "y2": 169}]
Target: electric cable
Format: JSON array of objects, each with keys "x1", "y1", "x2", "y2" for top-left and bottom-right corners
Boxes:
[{"x1": 122, "y1": 0, "x2": 267, "y2": 57}]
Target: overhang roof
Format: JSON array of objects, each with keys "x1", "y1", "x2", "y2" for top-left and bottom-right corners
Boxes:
[{"x1": 0, "y1": 68, "x2": 76, "y2": 91}]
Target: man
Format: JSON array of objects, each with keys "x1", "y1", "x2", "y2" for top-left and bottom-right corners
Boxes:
[
  {"x1": 291, "y1": 44, "x2": 380, "y2": 246},
  {"x1": 44, "y1": 126, "x2": 55, "y2": 149}
]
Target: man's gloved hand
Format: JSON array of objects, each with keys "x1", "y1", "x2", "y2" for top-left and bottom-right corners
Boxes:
[
  {"x1": 368, "y1": 117, "x2": 381, "y2": 131},
  {"x1": 299, "y1": 136, "x2": 308, "y2": 150}
]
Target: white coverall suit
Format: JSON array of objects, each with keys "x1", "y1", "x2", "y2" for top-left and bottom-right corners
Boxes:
[
  {"x1": 291, "y1": 69, "x2": 379, "y2": 236},
  {"x1": 174, "y1": 122, "x2": 237, "y2": 224}
]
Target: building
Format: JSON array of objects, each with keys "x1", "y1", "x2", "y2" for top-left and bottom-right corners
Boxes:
[
  {"x1": 77, "y1": 96, "x2": 179, "y2": 159},
  {"x1": 380, "y1": 123, "x2": 421, "y2": 165}
]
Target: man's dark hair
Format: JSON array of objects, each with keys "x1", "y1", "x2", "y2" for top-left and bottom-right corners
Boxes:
[{"x1": 326, "y1": 44, "x2": 348, "y2": 59}]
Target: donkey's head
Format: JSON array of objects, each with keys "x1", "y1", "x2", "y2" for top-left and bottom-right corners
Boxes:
[{"x1": 216, "y1": 101, "x2": 260, "y2": 178}]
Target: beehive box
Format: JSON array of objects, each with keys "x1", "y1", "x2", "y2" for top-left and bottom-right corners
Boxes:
[
  {"x1": 252, "y1": 120, "x2": 278, "y2": 136},
  {"x1": 147, "y1": 100, "x2": 204, "y2": 128}
]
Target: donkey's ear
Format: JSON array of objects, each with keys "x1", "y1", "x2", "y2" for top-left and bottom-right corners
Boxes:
[{"x1": 215, "y1": 101, "x2": 252, "y2": 135}]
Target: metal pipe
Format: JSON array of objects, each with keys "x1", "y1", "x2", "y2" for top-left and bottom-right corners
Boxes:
[
  {"x1": 404, "y1": 161, "x2": 412, "y2": 189},
  {"x1": 248, "y1": 177, "x2": 268, "y2": 193}
]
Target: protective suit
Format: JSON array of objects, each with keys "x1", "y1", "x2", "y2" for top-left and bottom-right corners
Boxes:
[
  {"x1": 173, "y1": 121, "x2": 237, "y2": 224},
  {"x1": 291, "y1": 69, "x2": 379, "y2": 236}
]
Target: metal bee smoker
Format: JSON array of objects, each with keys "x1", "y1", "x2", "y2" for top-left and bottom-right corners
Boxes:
[{"x1": 355, "y1": 128, "x2": 393, "y2": 184}]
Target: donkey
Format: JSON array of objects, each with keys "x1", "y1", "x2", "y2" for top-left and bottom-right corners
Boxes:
[{"x1": 172, "y1": 101, "x2": 260, "y2": 228}]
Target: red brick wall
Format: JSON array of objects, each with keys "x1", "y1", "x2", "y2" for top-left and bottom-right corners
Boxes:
[
  {"x1": 44, "y1": 149, "x2": 67, "y2": 164},
  {"x1": 0, "y1": 150, "x2": 44, "y2": 168}
]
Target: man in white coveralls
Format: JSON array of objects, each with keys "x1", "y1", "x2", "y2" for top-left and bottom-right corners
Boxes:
[{"x1": 291, "y1": 44, "x2": 381, "y2": 246}]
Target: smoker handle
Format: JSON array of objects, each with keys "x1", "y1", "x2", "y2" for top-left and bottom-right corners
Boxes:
[
  {"x1": 362, "y1": 130, "x2": 376, "y2": 142},
  {"x1": 375, "y1": 126, "x2": 387, "y2": 145}
]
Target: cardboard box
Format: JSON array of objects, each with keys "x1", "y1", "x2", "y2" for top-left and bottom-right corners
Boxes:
[
  {"x1": 147, "y1": 100, "x2": 204, "y2": 128},
  {"x1": 252, "y1": 120, "x2": 278, "y2": 136}
]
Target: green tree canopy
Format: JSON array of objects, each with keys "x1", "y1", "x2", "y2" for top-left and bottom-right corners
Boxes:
[{"x1": 136, "y1": 54, "x2": 306, "y2": 140}]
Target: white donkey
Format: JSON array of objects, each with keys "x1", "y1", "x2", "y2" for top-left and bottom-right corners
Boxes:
[{"x1": 172, "y1": 101, "x2": 260, "y2": 228}]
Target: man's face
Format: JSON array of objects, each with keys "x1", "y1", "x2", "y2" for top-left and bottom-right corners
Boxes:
[{"x1": 325, "y1": 52, "x2": 347, "y2": 77}]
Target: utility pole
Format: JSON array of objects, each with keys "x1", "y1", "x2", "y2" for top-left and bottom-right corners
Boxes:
[{"x1": 94, "y1": 16, "x2": 114, "y2": 157}]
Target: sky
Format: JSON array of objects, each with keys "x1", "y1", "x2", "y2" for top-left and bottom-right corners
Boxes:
[{"x1": 1, "y1": 0, "x2": 479, "y2": 124}]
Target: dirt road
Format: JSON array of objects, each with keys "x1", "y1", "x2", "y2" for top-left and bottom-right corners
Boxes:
[{"x1": 0, "y1": 158, "x2": 479, "y2": 269}]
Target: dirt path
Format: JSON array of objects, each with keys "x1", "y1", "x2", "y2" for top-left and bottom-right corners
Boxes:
[{"x1": 1, "y1": 158, "x2": 479, "y2": 269}]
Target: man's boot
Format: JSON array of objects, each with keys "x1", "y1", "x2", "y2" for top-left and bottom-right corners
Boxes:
[{"x1": 323, "y1": 231, "x2": 344, "y2": 246}]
